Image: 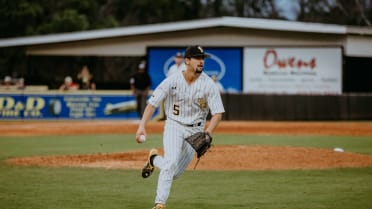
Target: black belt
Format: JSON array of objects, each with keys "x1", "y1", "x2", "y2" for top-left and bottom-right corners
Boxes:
[{"x1": 185, "y1": 122, "x2": 202, "y2": 127}]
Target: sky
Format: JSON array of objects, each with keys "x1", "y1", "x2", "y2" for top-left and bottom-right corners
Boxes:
[
  {"x1": 275, "y1": 0, "x2": 348, "y2": 20},
  {"x1": 275, "y1": 0, "x2": 300, "y2": 20}
]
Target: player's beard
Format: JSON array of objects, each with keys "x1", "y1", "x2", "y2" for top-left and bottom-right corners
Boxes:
[{"x1": 196, "y1": 66, "x2": 203, "y2": 74}]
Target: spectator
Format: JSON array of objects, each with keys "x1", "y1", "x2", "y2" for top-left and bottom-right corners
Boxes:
[
  {"x1": 77, "y1": 65, "x2": 96, "y2": 90},
  {"x1": 211, "y1": 74, "x2": 224, "y2": 93},
  {"x1": 16, "y1": 78, "x2": 25, "y2": 90},
  {"x1": 166, "y1": 52, "x2": 186, "y2": 77},
  {"x1": 130, "y1": 62, "x2": 152, "y2": 117},
  {"x1": 1, "y1": 76, "x2": 14, "y2": 90},
  {"x1": 4, "y1": 75, "x2": 12, "y2": 84},
  {"x1": 59, "y1": 76, "x2": 78, "y2": 91}
]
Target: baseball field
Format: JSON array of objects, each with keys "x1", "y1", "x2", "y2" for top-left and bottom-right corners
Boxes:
[{"x1": 1, "y1": 121, "x2": 372, "y2": 209}]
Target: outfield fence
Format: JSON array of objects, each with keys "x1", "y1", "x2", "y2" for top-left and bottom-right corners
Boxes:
[{"x1": 222, "y1": 93, "x2": 372, "y2": 120}]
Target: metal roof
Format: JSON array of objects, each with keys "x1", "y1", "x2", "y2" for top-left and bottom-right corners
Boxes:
[{"x1": 0, "y1": 16, "x2": 371, "y2": 48}]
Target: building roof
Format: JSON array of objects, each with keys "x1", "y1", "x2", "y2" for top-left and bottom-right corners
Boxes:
[{"x1": 1, "y1": 16, "x2": 371, "y2": 48}]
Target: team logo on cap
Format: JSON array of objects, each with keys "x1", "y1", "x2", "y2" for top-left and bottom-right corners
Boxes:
[{"x1": 197, "y1": 46, "x2": 204, "y2": 53}]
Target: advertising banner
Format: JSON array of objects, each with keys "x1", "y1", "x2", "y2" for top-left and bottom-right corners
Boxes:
[
  {"x1": 0, "y1": 92, "x2": 148, "y2": 120},
  {"x1": 243, "y1": 47, "x2": 342, "y2": 94},
  {"x1": 148, "y1": 47, "x2": 242, "y2": 93}
]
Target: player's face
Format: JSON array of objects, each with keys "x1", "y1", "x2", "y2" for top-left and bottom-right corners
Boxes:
[
  {"x1": 190, "y1": 56, "x2": 205, "y2": 74},
  {"x1": 174, "y1": 56, "x2": 183, "y2": 65}
]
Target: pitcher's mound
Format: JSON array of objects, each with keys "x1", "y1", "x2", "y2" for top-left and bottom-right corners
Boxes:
[{"x1": 6, "y1": 145, "x2": 372, "y2": 170}]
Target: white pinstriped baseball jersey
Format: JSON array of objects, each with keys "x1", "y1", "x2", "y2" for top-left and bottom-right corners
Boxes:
[{"x1": 148, "y1": 71, "x2": 225, "y2": 124}]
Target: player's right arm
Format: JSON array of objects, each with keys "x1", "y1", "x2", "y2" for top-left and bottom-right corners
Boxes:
[
  {"x1": 136, "y1": 104, "x2": 156, "y2": 143},
  {"x1": 135, "y1": 78, "x2": 169, "y2": 143}
]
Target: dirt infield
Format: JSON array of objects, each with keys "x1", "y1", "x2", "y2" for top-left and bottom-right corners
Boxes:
[
  {"x1": 2, "y1": 121, "x2": 372, "y2": 170},
  {"x1": 7, "y1": 145, "x2": 372, "y2": 171}
]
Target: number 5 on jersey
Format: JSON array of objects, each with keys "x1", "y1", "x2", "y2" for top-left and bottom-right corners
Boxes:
[{"x1": 173, "y1": 104, "x2": 180, "y2": 115}]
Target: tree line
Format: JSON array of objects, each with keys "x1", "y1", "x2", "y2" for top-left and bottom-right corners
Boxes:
[{"x1": 1, "y1": 0, "x2": 371, "y2": 39}]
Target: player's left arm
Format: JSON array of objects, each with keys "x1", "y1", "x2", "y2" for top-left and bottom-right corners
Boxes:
[
  {"x1": 205, "y1": 82, "x2": 225, "y2": 135},
  {"x1": 205, "y1": 113, "x2": 222, "y2": 135}
]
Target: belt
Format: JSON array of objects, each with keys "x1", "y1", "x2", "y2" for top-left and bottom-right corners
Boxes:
[
  {"x1": 170, "y1": 119, "x2": 202, "y2": 127},
  {"x1": 185, "y1": 122, "x2": 202, "y2": 127}
]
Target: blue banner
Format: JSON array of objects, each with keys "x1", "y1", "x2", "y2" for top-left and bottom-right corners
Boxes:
[
  {"x1": 0, "y1": 93, "x2": 154, "y2": 120},
  {"x1": 148, "y1": 47, "x2": 242, "y2": 93}
]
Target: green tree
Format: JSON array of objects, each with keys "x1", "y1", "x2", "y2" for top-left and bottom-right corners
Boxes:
[
  {"x1": 36, "y1": 9, "x2": 89, "y2": 34},
  {"x1": 230, "y1": 0, "x2": 281, "y2": 18},
  {"x1": 106, "y1": 0, "x2": 200, "y2": 26},
  {"x1": 297, "y1": 0, "x2": 372, "y2": 26},
  {"x1": 0, "y1": 0, "x2": 119, "y2": 81},
  {"x1": 0, "y1": 0, "x2": 43, "y2": 38}
]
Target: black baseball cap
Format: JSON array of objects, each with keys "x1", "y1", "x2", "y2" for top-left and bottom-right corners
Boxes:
[{"x1": 184, "y1": 45, "x2": 210, "y2": 59}]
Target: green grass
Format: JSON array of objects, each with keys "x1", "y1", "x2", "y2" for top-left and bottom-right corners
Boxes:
[{"x1": 1, "y1": 134, "x2": 372, "y2": 209}]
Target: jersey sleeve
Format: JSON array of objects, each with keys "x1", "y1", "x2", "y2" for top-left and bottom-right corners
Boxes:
[
  {"x1": 207, "y1": 82, "x2": 225, "y2": 115},
  {"x1": 148, "y1": 78, "x2": 169, "y2": 108}
]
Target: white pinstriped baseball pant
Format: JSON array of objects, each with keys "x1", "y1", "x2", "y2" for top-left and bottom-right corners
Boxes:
[{"x1": 152, "y1": 119, "x2": 203, "y2": 204}]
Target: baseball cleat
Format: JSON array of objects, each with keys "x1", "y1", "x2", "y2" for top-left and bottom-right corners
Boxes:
[
  {"x1": 142, "y1": 148, "x2": 158, "y2": 178},
  {"x1": 152, "y1": 203, "x2": 166, "y2": 209}
]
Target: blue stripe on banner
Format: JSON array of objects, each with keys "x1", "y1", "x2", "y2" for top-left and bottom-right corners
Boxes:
[{"x1": 0, "y1": 93, "x2": 158, "y2": 120}]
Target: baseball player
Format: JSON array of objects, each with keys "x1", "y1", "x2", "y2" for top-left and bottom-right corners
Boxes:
[{"x1": 135, "y1": 45, "x2": 225, "y2": 209}]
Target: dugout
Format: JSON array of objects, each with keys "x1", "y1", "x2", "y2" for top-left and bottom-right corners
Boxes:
[{"x1": 1, "y1": 17, "x2": 372, "y2": 120}]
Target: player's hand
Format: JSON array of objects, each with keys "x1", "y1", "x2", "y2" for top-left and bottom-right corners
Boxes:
[{"x1": 135, "y1": 127, "x2": 147, "y2": 143}]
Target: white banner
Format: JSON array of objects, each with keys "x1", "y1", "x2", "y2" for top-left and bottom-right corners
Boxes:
[{"x1": 243, "y1": 47, "x2": 342, "y2": 94}]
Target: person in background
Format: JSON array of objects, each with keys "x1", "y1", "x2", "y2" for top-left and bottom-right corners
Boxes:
[
  {"x1": 166, "y1": 52, "x2": 186, "y2": 77},
  {"x1": 130, "y1": 62, "x2": 152, "y2": 117},
  {"x1": 211, "y1": 74, "x2": 224, "y2": 93},
  {"x1": 2, "y1": 76, "x2": 13, "y2": 89},
  {"x1": 59, "y1": 76, "x2": 78, "y2": 91},
  {"x1": 77, "y1": 65, "x2": 96, "y2": 90},
  {"x1": 16, "y1": 78, "x2": 25, "y2": 90}
]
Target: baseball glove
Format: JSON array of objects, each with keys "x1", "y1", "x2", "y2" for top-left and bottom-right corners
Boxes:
[{"x1": 185, "y1": 132, "x2": 213, "y2": 158}]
